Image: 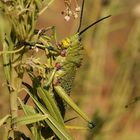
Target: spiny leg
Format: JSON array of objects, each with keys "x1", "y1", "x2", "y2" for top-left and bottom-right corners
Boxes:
[{"x1": 54, "y1": 85, "x2": 96, "y2": 129}]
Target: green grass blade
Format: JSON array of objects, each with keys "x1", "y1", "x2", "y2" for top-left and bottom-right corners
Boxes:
[
  {"x1": 13, "y1": 114, "x2": 49, "y2": 127},
  {"x1": 18, "y1": 97, "x2": 36, "y2": 115},
  {"x1": 24, "y1": 88, "x2": 75, "y2": 140},
  {"x1": 2, "y1": 41, "x2": 11, "y2": 84},
  {"x1": 37, "y1": 87, "x2": 57, "y2": 119},
  {"x1": 39, "y1": 0, "x2": 55, "y2": 16},
  {"x1": 0, "y1": 114, "x2": 11, "y2": 127},
  {"x1": 38, "y1": 87, "x2": 64, "y2": 125},
  {"x1": 18, "y1": 98, "x2": 44, "y2": 139}
]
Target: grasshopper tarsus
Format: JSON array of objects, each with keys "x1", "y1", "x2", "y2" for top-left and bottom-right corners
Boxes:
[{"x1": 88, "y1": 122, "x2": 96, "y2": 129}]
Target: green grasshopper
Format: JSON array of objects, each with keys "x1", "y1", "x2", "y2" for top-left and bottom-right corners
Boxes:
[{"x1": 42, "y1": 0, "x2": 111, "y2": 128}]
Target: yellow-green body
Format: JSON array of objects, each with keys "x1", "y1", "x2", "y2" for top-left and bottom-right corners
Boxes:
[{"x1": 56, "y1": 34, "x2": 83, "y2": 94}]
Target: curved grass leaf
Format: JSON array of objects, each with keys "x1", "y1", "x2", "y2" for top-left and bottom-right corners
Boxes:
[
  {"x1": 18, "y1": 97, "x2": 36, "y2": 115},
  {"x1": 13, "y1": 114, "x2": 48, "y2": 127},
  {"x1": 66, "y1": 125, "x2": 88, "y2": 130},
  {"x1": 18, "y1": 98, "x2": 44, "y2": 140},
  {"x1": 37, "y1": 87, "x2": 64, "y2": 125},
  {"x1": 24, "y1": 88, "x2": 75, "y2": 140},
  {"x1": 0, "y1": 114, "x2": 11, "y2": 127},
  {"x1": 37, "y1": 87, "x2": 58, "y2": 119}
]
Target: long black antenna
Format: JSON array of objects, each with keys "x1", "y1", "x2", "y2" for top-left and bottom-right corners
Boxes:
[
  {"x1": 77, "y1": 0, "x2": 85, "y2": 33},
  {"x1": 79, "y1": 15, "x2": 111, "y2": 35}
]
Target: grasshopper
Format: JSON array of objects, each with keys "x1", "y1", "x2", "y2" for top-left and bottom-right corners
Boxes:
[{"x1": 42, "y1": 0, "x2": 111, "y2": 128}]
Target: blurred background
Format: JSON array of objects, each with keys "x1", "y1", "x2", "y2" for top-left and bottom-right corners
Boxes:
[{"x1": 0, "y1": 0, "x2": 140, "y2": 139}]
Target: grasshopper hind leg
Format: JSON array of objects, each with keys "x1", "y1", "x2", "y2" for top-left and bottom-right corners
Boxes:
[{"x1": 54, "y1": 90, "x2": 66, "y2": 118}]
